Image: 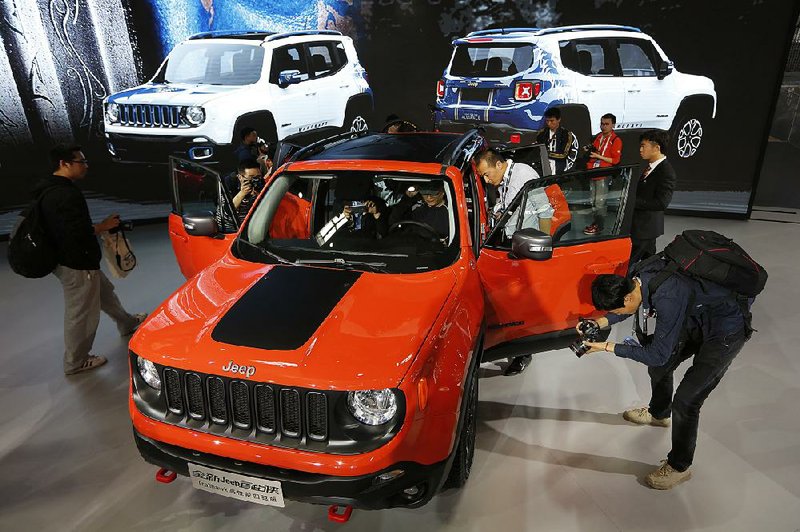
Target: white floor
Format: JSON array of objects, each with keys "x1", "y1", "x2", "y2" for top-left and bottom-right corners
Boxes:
[{"x1": 1, "y1": 215, "x2": 799, "y2": 532}]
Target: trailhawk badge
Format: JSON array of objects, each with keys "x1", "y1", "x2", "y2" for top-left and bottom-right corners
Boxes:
[{"x1": 221, "y1": 360, "x2": 256, "y2": 378}]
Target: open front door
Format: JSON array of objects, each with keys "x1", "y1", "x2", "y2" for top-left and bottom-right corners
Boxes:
[
  {"x1": 477, "y1": 165, "x2": 637, "y2": 354},
  {"x1": 168, "y1": 157, "x2": 239, "y2": 279}
]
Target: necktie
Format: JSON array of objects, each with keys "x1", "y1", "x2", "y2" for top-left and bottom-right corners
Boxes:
[{"x1": 641, "y1": 166, "x2": 652, "y2": 181}]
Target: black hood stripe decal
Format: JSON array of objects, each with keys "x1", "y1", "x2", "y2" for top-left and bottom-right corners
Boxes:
[{"x1": 211, "y1": 266, "x2": 361, "y2": 351}]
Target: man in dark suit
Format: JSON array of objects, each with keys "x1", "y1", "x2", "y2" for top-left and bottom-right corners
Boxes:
[{"x1": 630, "y1": 130, "x2": 676, "y2": 267}]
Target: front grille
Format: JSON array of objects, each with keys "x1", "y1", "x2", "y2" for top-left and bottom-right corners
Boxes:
[
  {"x1": 459, "y1": 88, "x2": 492, "y2": 103},
  {"x1": 119, "y1": 104, "x2": 183, "y2": 128},
  {"x1": 160, "y1": 367, "x2": 330, "y2": 444}
]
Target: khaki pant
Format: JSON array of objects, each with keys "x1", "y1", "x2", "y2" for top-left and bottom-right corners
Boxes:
[{"x1": 53, "y1": 266, "x2": 137, "y2": 373}]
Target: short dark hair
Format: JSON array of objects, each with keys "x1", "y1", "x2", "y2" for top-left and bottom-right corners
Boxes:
[
  {"x1": 601, "y1": 113, "x2": 617, "y2": 125},
  {"x1": 474, "y1": 148, "x2": 506, "y2": 167},
  {"x1": 591, "y1": 274, "x2": 635, "y2": 311},
  {"x1": 237, "y1": 158, "x2": 261, "y2": 174},
  {"x1": 544, "y1": 107, "x2": 561, "y2": 120},
  {"x1": 50, "y1": 144, "x2": 82, "y2": 171},
  {"x1": 640, "y1": 130, "x2": 669, "y2": 152},
  {"x1": 240, "y1": 126, "x2": 256, "y2": 141}
]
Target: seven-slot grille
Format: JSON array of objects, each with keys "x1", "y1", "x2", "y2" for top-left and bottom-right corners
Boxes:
[
  {"x1": 118, "y1": 104, "x2": 183, "y2": 128},
  {"x1": 162, "y1": 368, "x2": 329, "y2": 441}
]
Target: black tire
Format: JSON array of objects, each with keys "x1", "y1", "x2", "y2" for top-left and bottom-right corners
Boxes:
[
  {"x1": 443, "y1": 359, "x2": 479, "y2": 489},
  {"x1": 669, "y1": 105, "x2": 709, "y2": 159},
  {"x1": 343, "y1": 99, "x2": 371, "y2": 133}
]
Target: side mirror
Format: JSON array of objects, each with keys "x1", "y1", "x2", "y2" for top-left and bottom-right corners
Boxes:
[
  {"x1": 511, "y1": 228, "x2": 553, "y2": 261},
  {"x1": 182, "y1": 211, "x2": 218, "y2": 237},
  {"x1": 657, "y1": 60, "x2": 673, "y2": 80},
  {"x1": 278, "y1": 69, "x2": 303, "y2": 88}
]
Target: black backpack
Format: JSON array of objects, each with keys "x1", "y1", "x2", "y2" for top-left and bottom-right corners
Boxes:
[
  {"x1": 648, "y1": 230, "x2": 767, "y2": 297},
  {"x1": 636, "y1": 230, "x2": 767, "y2": 339},
  {"x1": 7, "y1": 187, "x2": 59, "y2": 278}
]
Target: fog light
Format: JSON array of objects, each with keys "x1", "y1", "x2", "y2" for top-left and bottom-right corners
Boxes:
[
  {"x1": 189, "y1": 146, "x2": 213, "y2": 160},
  {"x1": 403, "y1": 486, "x2": 419, "y2": 496}
]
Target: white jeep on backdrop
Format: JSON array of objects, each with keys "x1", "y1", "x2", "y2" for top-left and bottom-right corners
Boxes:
[
  {"x1": 434, "y1": 25, "x2": 716, "y2": 158},
  {"x1": 103, "y1": 30, "x2": 372, "y2": 165}
]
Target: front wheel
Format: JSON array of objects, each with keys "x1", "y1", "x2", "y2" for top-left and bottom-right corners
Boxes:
[{"x1": 443, "y1": 361, "x2": 479, "y2": 489}]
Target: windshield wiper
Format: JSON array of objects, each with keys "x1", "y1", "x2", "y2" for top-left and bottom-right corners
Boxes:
[
  {"x1": 294, "y1": 258, "x2": 388, "y2": 273},
  {"x1": 236, "y1": 239, "x2": 293, "y2": 265}
]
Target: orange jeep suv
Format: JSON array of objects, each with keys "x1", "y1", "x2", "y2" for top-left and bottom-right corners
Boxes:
[{"x1": 129, "y1": 130, "x2": 636, "y2": 510}]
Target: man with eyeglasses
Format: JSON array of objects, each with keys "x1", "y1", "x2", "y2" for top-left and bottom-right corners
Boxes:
[
  {"x1": 34, "y1": 144, "x2": 146, "y2": 375},
  {"x1": 583, "y1": 113, "x2": 623, "y2": 236},
  {"x1": 474, "y1": 148, "x2": 554, "y2": 376}
]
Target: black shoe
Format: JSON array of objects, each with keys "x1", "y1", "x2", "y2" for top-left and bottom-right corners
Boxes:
[{"x1": 504, "y1": 355, "x2": 532, "y2": 376}]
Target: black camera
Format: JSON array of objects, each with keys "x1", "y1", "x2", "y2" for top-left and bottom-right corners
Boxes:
[
  {"x1": 582, "y1": 144, "x2": 595, "y2": 153},
  {"x1": 109, "y1": 220, "x2": 133, "y2": 234},
  {"x1": 570, "y1": 318, "x2": 602, "y2": 357}
]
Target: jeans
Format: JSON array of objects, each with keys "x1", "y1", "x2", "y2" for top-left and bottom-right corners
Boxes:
[{"x1": 647, "y1": 328, "x2": 746, "y2": 471}]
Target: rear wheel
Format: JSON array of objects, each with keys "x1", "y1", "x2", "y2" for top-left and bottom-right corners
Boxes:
[
  {"x1": 670, "y1": 105, "x2": 710, "y2": 159},
  {"x1": 344, "y1": 99, "x2": 371, "y2": 133},
  {"x1": 443, "y1": 358, "x2": 479, "y2": 489}
]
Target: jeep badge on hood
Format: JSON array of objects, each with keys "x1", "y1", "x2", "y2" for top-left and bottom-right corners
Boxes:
[{"x1": 221, "y1": 360, "x2": 256, "y2": 379}]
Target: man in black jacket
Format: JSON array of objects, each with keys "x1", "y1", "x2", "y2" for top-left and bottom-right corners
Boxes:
[
  {"x1": 578, "y1": 261, "x2": 750, "y2": 489},
  {"x1": 534, "y1": 107, "x2": 579, "y2": 174},
  {"x1": 630, "y1": 130, "x2": 676, "y2": 266},
  {"x1": 38, "y1": 145, "x2": 146, "y2": 375}
]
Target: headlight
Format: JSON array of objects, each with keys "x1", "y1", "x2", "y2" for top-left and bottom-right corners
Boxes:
[
  {"x1": 137, "y1": 356, "x2": 161, "y2": 391},
  {"x1": 347, "y1": 389, "x2": 397, "y2": 425},
  {"x1": 105, "y1": 102, "x2": 120, "y2": 123},
  {"x1": 184, "y1": 106, "x2": 205, "y2": 126}
]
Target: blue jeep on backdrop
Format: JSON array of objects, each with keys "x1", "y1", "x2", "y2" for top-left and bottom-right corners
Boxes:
[{"x1": 434, "y1": 25, "x2": 716, "y2": 159}]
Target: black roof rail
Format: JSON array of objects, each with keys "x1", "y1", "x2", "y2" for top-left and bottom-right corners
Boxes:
[
  {"x1": 535, "y1": 24, "x2": 641, "y2": 36},
  {"x1": 188, "y1": 30, "x2": 275, "y2": 40},
  {"x1": 467, "y1": 27, "x2": 541, "y2": 37},
  {"x1": 440, "y1": 128, "x2": 485, "y2": 172},
  {"x1": 288, "y1": 129, "x2": 372, "y2": 163},
  {"x1": 266, "y1": 30, "x2": 343, "y2": 42}
]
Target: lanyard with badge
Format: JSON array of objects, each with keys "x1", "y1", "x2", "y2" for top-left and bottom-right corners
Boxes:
[{"x1": 592, "y1": 133, "x2": 612, "y2": 169}]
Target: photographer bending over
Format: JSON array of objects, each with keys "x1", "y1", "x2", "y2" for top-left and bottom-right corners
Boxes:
[{"x1": 578, "y1": 258, "x2": 752, "y2": 489}]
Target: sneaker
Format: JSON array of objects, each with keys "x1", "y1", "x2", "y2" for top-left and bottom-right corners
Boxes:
[
  {"x1": 583, "y1": 223, "x2": 599, "y2": 235},
  {"x1": 504, "y1": 354, "x2": 532, "y2": 376},
  {"x1": 646, "y1": 460, "x2": 692, "y2": 490},
  {"x1": 120, "y1": 312, "x2": 148, "y2": 337},
  {"x1": 65, "y1": 355, "x2": 108, "y2": 375},
  {"x1": 623, "y1": 406, "x2": 671, "y2": 427}
]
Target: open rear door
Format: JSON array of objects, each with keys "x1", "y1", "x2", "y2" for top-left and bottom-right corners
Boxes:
[{"x1": 168, "y1": 157, "x2": 239, "y2": 279}]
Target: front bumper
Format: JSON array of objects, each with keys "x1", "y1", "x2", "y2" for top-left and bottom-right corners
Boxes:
[
  {"x1": 105, "y1": 132, "x2": 230, "y2": 165},
  {"x1": 134, "y1": 429, "x2": 449, "y2": 510}
]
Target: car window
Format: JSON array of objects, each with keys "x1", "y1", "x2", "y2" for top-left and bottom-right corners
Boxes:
[
  {"x1": 560, "y1": 39, "x2": 618, "y2": 76},
  {"x1": 269, "y1": 44, "x2": 310, "y2": 84},
  {"x1": 334, "y1": 42, "x2": 348, "y2": 67},
  {"x1": 170, "y1": 158, "x2": 237, "y2": 233},
  {"x1": 617, "y1": 40, "x2": 657, "y2": 77},
  {"x1": 161, "y1": 43, "x2": 264, "y2": 86},
  {"x1": 450, "y1": 44, "x2": 535, "y2": 77},
  {"x1": 237, "y1": 171, "x2": 461, "y2": 273},
  {"x1": 308, "y1": 43, "x2": 335, "y2": 77},
  {"x1": 485, "y1": 165, "x2": 635, "y2": 249}
]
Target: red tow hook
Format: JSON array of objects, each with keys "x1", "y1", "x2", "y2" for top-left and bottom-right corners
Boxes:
[
  {"x1": 155, "y1": 468, "x2": 178, "y2": 483},
  {"x1": 328, "y1": 505, "x2": 353, "y2": 523}
]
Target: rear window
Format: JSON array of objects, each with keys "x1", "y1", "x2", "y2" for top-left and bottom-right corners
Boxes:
[{"x1": 450, "y1": 44, "x2": 534, "y2": 77}]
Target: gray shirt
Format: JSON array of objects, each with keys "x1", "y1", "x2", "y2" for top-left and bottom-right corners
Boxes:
[{"x1": 496, "y1": 160, "x2": 554, "y2": 235}]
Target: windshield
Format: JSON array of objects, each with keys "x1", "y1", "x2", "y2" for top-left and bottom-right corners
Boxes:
[
  {"x1": 156, "y1": 42, "x2": 264, "y2": 86},
  {"x1": 450, "y1": 44, "x2": 534, "y2": 77},
  {"x1": 233, "y1": 171, "x2": 461, "y2": 273}
]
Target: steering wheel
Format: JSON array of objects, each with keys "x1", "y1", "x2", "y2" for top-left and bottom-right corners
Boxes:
[{"x1": 388, "y1": 220, "x2": 442, "y2": 242}]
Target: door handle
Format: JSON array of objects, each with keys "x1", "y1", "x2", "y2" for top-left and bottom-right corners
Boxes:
[
  {"x1": 306, "y1": 92, "x2": 317, "y2": 97},
  {"x1": 627, "y1": 89, "x2": 641, "y2": 93},
  {"x1": 581, "y1": 89, "x2": 596, "y2": 93},
  {"x1": 586, "y1": 262, "x2": 624, "y2": 274},
  {"x1": 339, "y1": 85, "x2": 350, "y2": 89}
]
